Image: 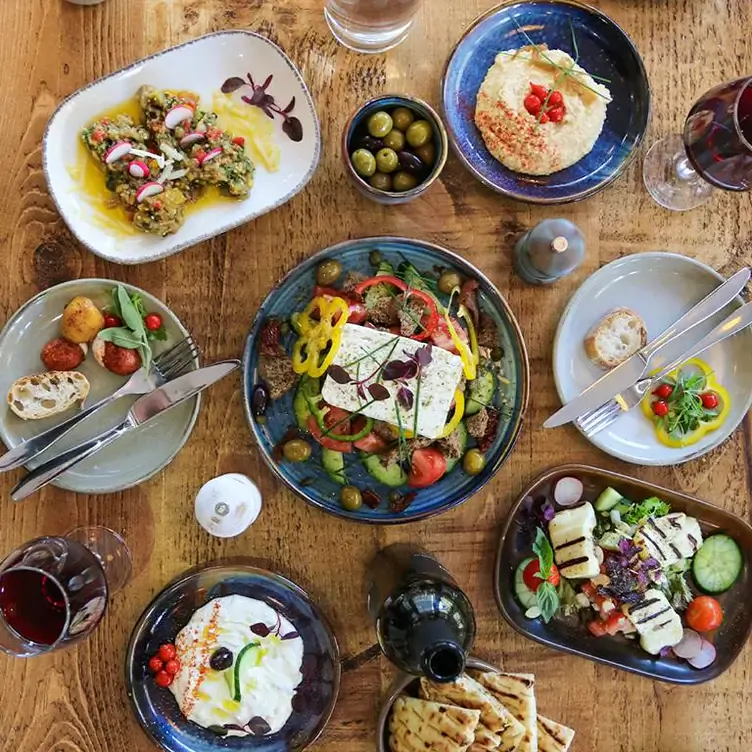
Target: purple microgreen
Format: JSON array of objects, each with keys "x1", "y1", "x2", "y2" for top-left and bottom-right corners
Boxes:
[
  {"x1": 368, "y1": 383, "x2": 390, "y2": 401},
  {"x1": 282, "y1": 116, "x2": 303, "y2": 142},
  {"x1": 282, "y1": 96, "x2": 296, "y2": 114},
  {"x1": 221, "y1": 77, "x2": 246, "y2": 93},
  {"x1": 383, "y1": 359, "x2": 418, "y2": 381},
  {"x1": 250, "y1": 622, "x2": 271, "y2": 637},
  {"x1": 261, "y1": 74, "x2": 273, "y2": 90},
  {"x1": 280, "y1": 630, "x2": 300, "y2": 641},
  {"x1": 356, "y1": 383, "x2": 366, "y2": 400},
  {"x1": 414, "y1": 344, "x2": 433, "y2": 368},
  {"x1": 327, "y1": 365, "x2": 352, "y2": 384},
  {"x1": 230, "y1": 72, "x2": 303, "y2": 141},
  {"x1": 397, "y1": 386, "x2": 414, "y2": 410},
  {"x1": 542, "y1": 500, "x2": 556, "y2": 522},
  {"x1": 247, "y1": 717, "x2": 272, "y2": 736}
]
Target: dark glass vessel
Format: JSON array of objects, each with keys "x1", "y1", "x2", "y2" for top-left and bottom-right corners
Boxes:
[{"x1": 366, "y1": 544, "x2": 476, "y2": 682}]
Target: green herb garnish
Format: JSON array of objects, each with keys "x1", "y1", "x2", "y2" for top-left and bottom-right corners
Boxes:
[
  {"x1": 623, "y1": 496, "x2": 670, "y2": 525},
  {"x1": 532, "y1": 528, "x2": 560, "y2": 623},
  {"x1": 660, "y1": 371, "x2": 713, "y2": 436},
  {"x1": 100, "y1": 284, "x2": 158, "y2": 371}
]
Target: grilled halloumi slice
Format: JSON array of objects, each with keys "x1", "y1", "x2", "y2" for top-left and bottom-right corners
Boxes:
[
  {"x1": 623, "y1": 589, "x2": 683, "y2": 655},
  {"x1": 634, "y1": 513, "x2": 703, "y2": 567},
  {"x1": 547, "y1": 502, "x2": 600, "y2": 579}
]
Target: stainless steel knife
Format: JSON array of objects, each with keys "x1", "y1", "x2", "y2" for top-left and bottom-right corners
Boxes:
[
  {"x1": 543, "y1": 267, "x2": 750, "y2": 428},
  {"x1": 11, "y1": 360, "x2": 239, "y2": 501}
]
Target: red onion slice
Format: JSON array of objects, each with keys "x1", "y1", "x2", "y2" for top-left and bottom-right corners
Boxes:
[
  {"x1": 672, "y1": 628, "x2": 702, "y2": 659},
  {"x1": 687, "y1": 637, "x2": 716, "y2": 669},
  {"x1": 554, "y1": 477, "x2": 584, "y2": 507}
]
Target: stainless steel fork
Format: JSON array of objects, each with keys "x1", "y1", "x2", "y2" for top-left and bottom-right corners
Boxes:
[
  {"x1": 0, "y1": 335, "x2": 199, "y2": 471},
  {"x1": 576, "y1": 302, "x2": 752, "y2": 438}
]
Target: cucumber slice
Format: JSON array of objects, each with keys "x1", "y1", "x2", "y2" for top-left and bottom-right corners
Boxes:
[
  {"x1": 594, "y1": 486, "x2": 623, "y2": 512},
  {"x1": 293, "y1": 376, "x2": 320, "y2": 430},
  {"x1": 465, "y1": 370, "x2": 495, "y2": 416},
  {"x1": 514, "y1": 557, "x2": 538, "y2": 610},
  {"x1": 321, "y1": 449, "x2": 346, "y2": 484},
  {"x1": 692, "y1": 534, "x2": 743, "y2": 593},
  {"x1": 599, "y1": 531, "x2": 625, "y2": 552},
  {"x1": 443, "y1": 422, "x2": 468, "y2": 473},
  {"x1": 362, "y1": 453, "x2": 407, "y2": 487}
]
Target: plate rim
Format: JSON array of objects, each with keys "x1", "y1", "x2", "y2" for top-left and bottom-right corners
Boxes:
[
  {"x1": 124, "y1": 558, "x2": 342, "y2": 752},
  {"x1": 552, "y1": 251, "x2": 752, "y2": 465},
  {"x1": 42, "y1": 30, "x2": 322, "y2": 266},
  {"x1": 440, "y1": 0, "x2": 652, "y2": 204},
  {"x1": 241, "y1": 235, "x2": 531, "y2": 525},
  {"x1": 0, "y1": 277, "x2": 200, "y2": 493}
]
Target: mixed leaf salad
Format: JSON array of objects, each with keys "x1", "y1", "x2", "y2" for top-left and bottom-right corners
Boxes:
[
  {"x1": 515, "y1": 475, "x2": 744, "y2": 669},
  {"x1": 252, "y1": 252, "x2": 513, "y2": 514}
]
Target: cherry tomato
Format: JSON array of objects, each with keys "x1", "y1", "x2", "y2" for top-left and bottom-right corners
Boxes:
[
  {"x1": 603, "y1": 612, "x2": 631, "y2": 636},
  {"x1": 548, "y1": 106, "x2": 565, "y2": 123},
  {"x1": 232, "y1": 136, "x2": 245, "y2": 147},
  {"x1": 148, "y1": 656, "x2": 164, "y2": 673},
  {"x1": 653, "y1": 383, "x2": 674, "y2": 399},
  {"x1": 164, "y1": 659, "x2": 181, "y2": 676},
  {"x1": 429, "y1": 317, "x2": 468, "y2": 354},
  {"x1": 524, "y1": 94, "x2": 542, "y2": 116},
  {"x1": 154, "y1": 671, "x2": 173, "y2": 688},
  {"x1": 144, "y1": 313, "x2": 163, "y2": 331},
  {"x1": 548, "y1": 90, "x2": 564, "y2": 107},
  {"x1": 529, "y1": 82, "x2": 549, "y2": 101},
  {"x1": 587, "y1": 619, "x2": 608, "y2": 637},
  {"x1": 408, "y1": 448, "x2": 447, "y2": 488},
  {"x1": 522, "y1": 559, "x2": 561, "y2": 593},
  {"x1": 685, "y1": 596, "x2": 723, "y2": 632},
  {"x1": 652, "y1": 399, "x2": 669, "y2": 417},
  {"x1": 103, "y1": 314, "x2": 122, "y2": 329},
  {"x1": 347, "y1": 302, "x2": 368, "y2": 325},
  {"x1": 307, "y1": 416, "x2": 353, "y2": 453},
  {"x1": 353, "y1": 432, "x2": 388, "y2": 454},
  {"x1": 158, "y1": 643, "x2": 177, "y2": 661},
  {"x1": 701, "y1": 392, "x2": 719, "y2": 409}
]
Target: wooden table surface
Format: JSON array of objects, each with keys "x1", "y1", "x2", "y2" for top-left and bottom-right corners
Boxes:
[{"x1": 0, "y1": 0, "x2": 750, "y2": 750}]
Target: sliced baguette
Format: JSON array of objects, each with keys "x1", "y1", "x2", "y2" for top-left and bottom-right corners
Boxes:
[
  {"x1": 7, "y1": 371, "x2": 89, "y2": 420},
  {"x1": 584, "y1": 308, "x2": 647, "y2": 369}
]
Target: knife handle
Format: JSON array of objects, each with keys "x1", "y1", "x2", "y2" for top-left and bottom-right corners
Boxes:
[
  {"x1": 642, "y1": 267, "x2": 750, "y2": 360},
  {"x1": 11, "y1": 419, "x2": 132, "y2": 502}
]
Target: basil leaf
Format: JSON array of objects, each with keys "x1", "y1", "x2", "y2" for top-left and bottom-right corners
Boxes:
[
  {"x1": 532, "y1": 527, "x2": 554, "y2": 579},
  {"x1": 97, "y1": 327, "x2": 143, "y2": 350},
  {"x1": 536, "y1": 581, "x2": 559, "y2": 623},
  {"x1": 117, "y1": 285, "x2": 146, "y2": 337}
]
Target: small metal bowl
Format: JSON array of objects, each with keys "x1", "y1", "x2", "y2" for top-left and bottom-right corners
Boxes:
[{"x1": 342, "y1": 94, "x2": 448, "y2": 204}]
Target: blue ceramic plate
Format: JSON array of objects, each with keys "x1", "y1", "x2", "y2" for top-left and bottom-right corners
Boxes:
[
  {"x1": 242, "y1": 237, "x2": 529, "y2": 524},
  {"x1": 125, "y1": 561, "x2": 340, "y2": 752},
  {"x1": 442, "y1": 0, "x2": 650, "y2": 203}
]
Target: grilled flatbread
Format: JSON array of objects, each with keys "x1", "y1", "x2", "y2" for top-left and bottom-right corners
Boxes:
[
  {"x1": 469, "y1": 723, "x2": 503, "y2": 751},
  {"x1": 472, "y1": 672, "x2": 537, "y2": 752},
  {"x1": 537, "y1": 715, "x2": 575, "y2": 752},
  {"x1": 389, "y1": 696, "x2": 480, "y2": 752}
]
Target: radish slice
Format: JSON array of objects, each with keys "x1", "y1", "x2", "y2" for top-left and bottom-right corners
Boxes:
[
  {"x1": 687, "y1": 637, "x2": 716, "y2": 669},
  {"x1": 199, "y1": 147, "x2": 222, "y2": 165},
  {"x1": 164, "y1": 104, "x2": 194, "y2": 130},
  {"x1": 159, "y1": 142, "x2": 184, "y2": 162},
  {"x1": 673, "y1": 628, "x2": 702, "y2": 659},
  {"x1": 179, "y1": 132, "x2": 205, "y2": 147},
  {"x1": 103, "y1": 141, "x2": 132, "y2": 164},
  {"x1": 554, "y1": 477, "x2": 584, "y2": 507},
  {"x1": 128, "y1": 160, "x2": 150, "y2": 179},
  {"x1": 135, "y1": 181, "x2": 164, "y2": 203}
]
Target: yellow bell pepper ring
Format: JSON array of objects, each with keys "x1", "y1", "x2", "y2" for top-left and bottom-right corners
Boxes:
[
  {"x1": 640, "y1": 357, "x2": 731, "y2": 448},
  {"x1": 439, "y1": 390, "x2": 465, "y2": 438},
  {"x1": 291, "y1": 296, "x2": 349, "y2": 377}
]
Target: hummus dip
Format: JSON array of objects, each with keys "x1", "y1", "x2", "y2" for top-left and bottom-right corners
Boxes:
[{"x1": 474, "y1": 45, "x2": 612, "y2": 175}]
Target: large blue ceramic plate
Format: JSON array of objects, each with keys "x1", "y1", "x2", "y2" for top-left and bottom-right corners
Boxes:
[
  {"x1": 442, "y1": 0, "x2": 650, "y2": 203},
  {"x1": 242, "y1": 236, "x2": 529, "y2": 524},
  {"x1": 125, "y1": 561, "x2": 340, "y2": 752}
]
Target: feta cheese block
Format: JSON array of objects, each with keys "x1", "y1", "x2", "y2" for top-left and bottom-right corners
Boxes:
[
  {"x1": 623, "y1": 589, "x2": 683, "y2": 655},
  {"x1": 548, "y1": 502, "x2": 600, "y2": 579},
  {"x1": 321, "y1": 324, "x2": 464, "y2": 439},
  {"x1": 634, "y1": 513, "x2": 703, "y2": 568}
]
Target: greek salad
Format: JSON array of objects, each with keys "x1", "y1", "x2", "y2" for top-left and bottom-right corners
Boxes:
[{"x1": 515, "y1": 476, "x2": 744, "y2": 669}]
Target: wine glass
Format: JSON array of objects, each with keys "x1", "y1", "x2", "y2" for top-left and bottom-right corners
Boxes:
[
  {"x1": 643, "y1": 76, "x2": 752, "y2": 210},
  {"x1": 0, "y1": 526, "x2": 131, "y2": 657}
]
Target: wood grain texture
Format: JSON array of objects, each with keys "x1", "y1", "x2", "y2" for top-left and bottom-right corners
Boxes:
[{"x1": 0, "y1": 1, "x2": 750, "y2": 751}]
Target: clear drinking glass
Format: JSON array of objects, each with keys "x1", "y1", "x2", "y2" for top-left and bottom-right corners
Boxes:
[
  {"x1": 643, "y1": 76, "x2": 752, "y2": 211},
  {"x1": 324, "y1": 0, "x2": 423, "y2": 54},
  {"x1": 0, "y1": 526, "x2": 131, "y2": 657}
]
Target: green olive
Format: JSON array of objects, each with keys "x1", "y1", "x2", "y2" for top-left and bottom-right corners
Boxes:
[
  {"x1": 340, "y1": 485, "x2": 363, "y2": 511},
  {"x1": 369, "y1": 250, "x2": 382, "y2": 266},
  {"x1": 279, "y1": 321, "x2": 291, "y2": 336},
  {"x1": 415, "y1": 142, "x2": 436, "y2": 165},
  {"x1": 375, "y1": 148, "x2": 399, "y2": 174},
  {"x1": 491, "y1": 347, "x2": 504, "y2": 362},
  {"x1": 316, "y1": 259, "x2": 343, "y2": 286},
  {"x1": 369, "y1": 172, "x2": 393, "y2": 191},
  {"x1": 383, "y1": 129, "x2": 406, "y2": 151},
  {"x1": 367, "y1": 111, "x2": 394, "y2": 138},
  {"x1": 463, "y1": 449, "x2": 486, "y2": 476},
  {"x1": 406, "y1": 120, "x2": 433, "y2": 148},
  {"x1": 391, "y1": 106, "x2": 415, "y2": 131},
  {"x1": 351, "y1": 148, "x2": 376, "y2": 178},
  {"x1": 392, "y1": 171, "x2": 418, "y2": 192},
  {"x1": 438, "y1": 269, "x2": 462, "y2": 294},
  {"x1": 283, "y1": 439, "x2": 312, "y2": 463}
]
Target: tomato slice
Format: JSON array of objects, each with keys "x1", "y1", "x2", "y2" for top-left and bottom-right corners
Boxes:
[
  {"x1": 522, "y1": 559, "x2": 560, "y2": 592},
  {"x1": 407, "y1": 448, "x2": 447, "y2": 488},
  {"x1": 685, "y1": 596, "x2": 723, "y2": 632},
  {"x1": 603, "y1": 612, "x2": 630, "y2": 636},
  {"x1": 347, "y1": 302, "x2": 368, "y2": 325},
  {"x1": 587, "y1": 619, "x2": 608, "y2": 637},
  {"x1": 307, "y1": 416, "x2": 353, "y2": 453},
  {"x1": 430, "y1": 317, "x2": 468, "y2": 354},
  {"x1": 354, "y1": 432, "x2": 388, "y2": 453}
]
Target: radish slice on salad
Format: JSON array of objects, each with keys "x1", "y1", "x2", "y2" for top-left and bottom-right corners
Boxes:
[
  {"x1": 135, "y1": 181, "x2": 164, "y2": 203},
  {"x1": 103, "y1": 141, "x2": 132, "y2": 164},
  {"x1": 554, "y1": 477, "x2": 584, "y2": 507},
  {"x1": 163, "y1": 104, "x2": 194, "y2": 130},
  {"x1": 199, "y1": 147, "x2": 222, "y2": 165},
  {"x1": 672, "y1": 628, "x2": 703, "y2": 659},
  {"x1": 687, "y1": 637, "x2": 717, "y2": 669},
  {"x1": 179, "y1": 132, "x2": 205, "y2": 147},
  {"x1": 128, "y1": 160, "x2": 150, "y2": 179}
]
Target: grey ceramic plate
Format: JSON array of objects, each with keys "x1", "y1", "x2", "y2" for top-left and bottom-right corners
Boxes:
[{"x1": 0, "y1": 279, "x2": 199, "y2": 493}]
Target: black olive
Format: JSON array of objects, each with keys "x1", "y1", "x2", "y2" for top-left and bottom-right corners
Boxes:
[
  {"x1": 209, "y1": 646, "x2": 234, "y2": 671},
  {"x1": 355, "y1": 134, "x2": 384, "y2": 152},
  {"x1": 397, "y1": 150, "x2": 424, "y2": 174},
  {"x1": 251, "y1": 384, "x2": 269, "y2": 417}
]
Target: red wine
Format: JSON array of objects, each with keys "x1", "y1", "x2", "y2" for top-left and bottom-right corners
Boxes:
[
  {"x1": 683, "y1": 77, "x2": 752, "y2": 191},
  {"x1": 0, "y1": 569, "x2": 67, "y2": 645}
]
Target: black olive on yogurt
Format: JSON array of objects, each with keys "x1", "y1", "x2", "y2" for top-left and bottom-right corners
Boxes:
[{"x1": 209, "y1": 646, "x2": 234, "y2": 671}]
